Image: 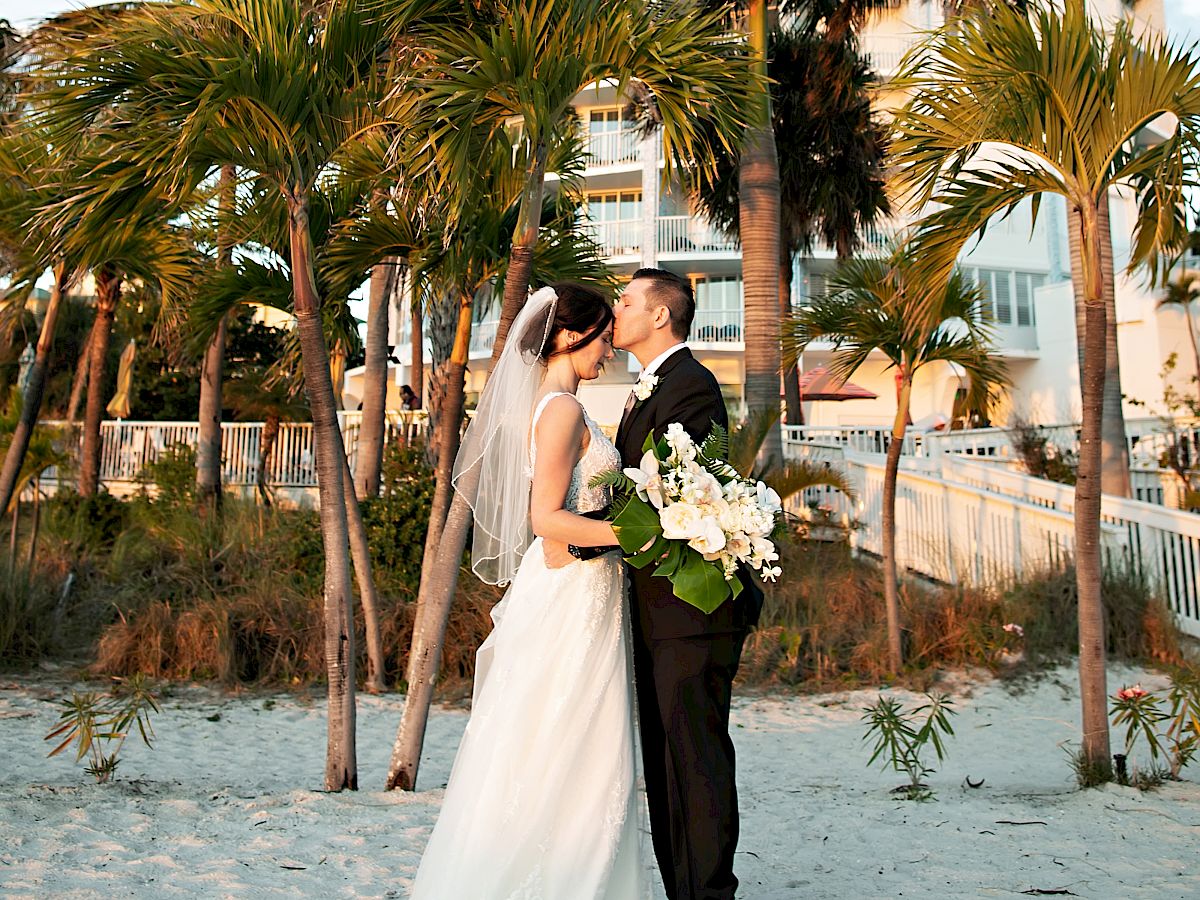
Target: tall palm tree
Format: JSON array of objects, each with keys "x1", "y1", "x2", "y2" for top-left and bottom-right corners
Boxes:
[
  {"x1": 783, "y1": 251, "x2": 1009, "y2": 673},
  {"x1": 194, "y1": 173, "x2": 403, "y2": 697},
  {"x1": 395, "y1": 0, "x2": 757, "y2": 358},
  {"x1": 690, "y1": 16, "x2": 891, "y2": 426},
  {"x1": 36, "y1": 0, "x2": 419, "y2": 790},
  {"x1": 739, "y1": 0, "x2": 783, "y2": 463},
  {"x1": 37, "y1": 168, "x2": 196, "y2": 498},
  {"x1": 195, "y1": 165, "x2": 236, "y2": 512},
  {"x1": 0, "y1": 128, "x2": 78, "y2": 519},
  {"x1": 386, "y1": 0, "x2": 761, "y2": 792},
  {"x1": 381, "y1": 152, "x2": 612, "y2": 793},
  {"x1": 1159, "y1": 272, "x2": 1200, "y2": 385},
  {"x1": 890, "y1": 0, "x2": 1200, "y2": 771}
]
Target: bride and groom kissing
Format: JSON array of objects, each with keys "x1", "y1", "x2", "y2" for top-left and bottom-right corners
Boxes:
[{"x1": 411, "y1": 269, "x2": 764, "y2": 900}]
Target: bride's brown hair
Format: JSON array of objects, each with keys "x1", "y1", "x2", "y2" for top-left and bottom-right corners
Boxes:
[{"x1": 520, "y1": 282, "x2": 613, "y2": 361}]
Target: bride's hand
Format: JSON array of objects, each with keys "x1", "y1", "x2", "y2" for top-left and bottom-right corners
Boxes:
[{"x1": 542, "y1": 539, "x2": 574, "y2": 569}]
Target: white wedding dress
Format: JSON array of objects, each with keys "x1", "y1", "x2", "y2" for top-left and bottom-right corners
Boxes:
[{"x1": 410, "y1": 392, "x2": 652, "y2": 900}]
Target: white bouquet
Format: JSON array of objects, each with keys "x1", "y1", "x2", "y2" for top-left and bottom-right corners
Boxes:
[{"x1": 593, "y1": 423, "x2": 783, "y2": 612}]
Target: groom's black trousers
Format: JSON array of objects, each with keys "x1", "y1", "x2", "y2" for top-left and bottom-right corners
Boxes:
[{"x1": 632, "y1": 626, "x2": 746, "y2": 900}]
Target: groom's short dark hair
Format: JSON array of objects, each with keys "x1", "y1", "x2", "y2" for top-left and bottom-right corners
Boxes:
[{"x1": 632, "y1": 268, "x2": 694, "y2": 340}]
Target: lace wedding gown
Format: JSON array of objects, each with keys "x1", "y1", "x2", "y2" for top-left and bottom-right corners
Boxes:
[{"x1": 410, "y1": 392, "x2": 652, "y2": 900}]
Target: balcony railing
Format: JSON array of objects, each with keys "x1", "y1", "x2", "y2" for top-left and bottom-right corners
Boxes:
[
  {"x1": 863, "y1": 34, "x2": 923, "y2": 77},
  {"x1": 469, "y1": 318, "x2": 500, "y2": 355},
  {"x1": 691, "y1": 309, "x2": 743, "y2": 345},
  {"x1": 657, "y1": 216, "x2": 738, "y2": 255},
  {"x1": 585, "y1": 128, "x2": 641, "y2": 166},
  {"x1": 583, "y1": 219, "x2": 642, "y2": 257}
]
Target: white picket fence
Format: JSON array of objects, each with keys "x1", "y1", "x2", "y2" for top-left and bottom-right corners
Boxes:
[
  {"x1": 39, "y1": 411, "x2": 429, "y2": 490},
  {"x1": 787, "y1": 440, "x2": 1200, "y2": 639}
]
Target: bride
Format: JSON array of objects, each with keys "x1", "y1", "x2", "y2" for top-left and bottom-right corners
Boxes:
[{"x1": 410, "y1": 283, "x2": 652, "y2": 899}]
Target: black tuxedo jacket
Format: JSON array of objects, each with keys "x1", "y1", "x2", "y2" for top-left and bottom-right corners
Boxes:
[{"x1": 617, "y1": 348, "x2": 764, "y2": 641}]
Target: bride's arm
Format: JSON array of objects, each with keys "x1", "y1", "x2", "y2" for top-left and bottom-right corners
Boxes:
[{"x1": 530, "y1": 395, "x2": 618, "y2": 548}]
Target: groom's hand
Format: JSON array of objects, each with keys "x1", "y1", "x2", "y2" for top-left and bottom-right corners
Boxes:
[{"x1": 542, "y1": 539, "x2": 574, "y2": 569}]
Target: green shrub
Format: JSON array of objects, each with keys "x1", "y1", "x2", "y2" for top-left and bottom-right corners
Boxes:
[{"x1": 360, "y1": 442, "x2": 436, "y2": 594}]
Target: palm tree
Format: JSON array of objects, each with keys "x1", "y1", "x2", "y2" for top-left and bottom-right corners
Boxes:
[
  {"x1": 195, "y1": 174, "x2": 404, "y2": 698},
  {"x1": 1159, "y1": 272, "x2": 1200, "y2": 386},
  {"x1": 383, "y1": 151, "x2": 612, "y2": 793},
  {"x1": 36, "y1": 0, "x2": 422, "y2": 790},
  {"x1": 396, "y1": 0, "x2": 758, "y2": 357},
  {"x1": 0, "y1": 128, "x2": 77, "y2": 519},
  {"x1": 783, "y1": 251, "x2": 1010, "y2": 673},
  {"x1": 739, "y1": 0, "x2": 783, "y2": 463},
  {"x1": 890, "y1": 0, "x2": 1200, "y2": 771},
  {"x1": 195, "y1": 165, "x2": 236, "y2": 512},
  {"x1": 386, "y1": 0, "x2": 760, "y2": 792},
  {"x1": 690, "y1": 16, "x2": 891, "y2": 426}
]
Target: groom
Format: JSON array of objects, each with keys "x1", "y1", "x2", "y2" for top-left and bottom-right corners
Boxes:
[{"x1": 613, "y1": 269, "x2": 763, "y2": 900}]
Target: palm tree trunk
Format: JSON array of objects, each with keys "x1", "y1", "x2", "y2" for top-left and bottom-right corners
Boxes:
[
  {"x1": 0, "y1": 262, "x2": 68, "y2": 515},
  {"x1": 491, "y1": 141, "x2": 548, "y2": 359},
  {"x1": 388, "y1": 142, "x2": 548, "y2": 790},
  {"x1": 740, "y1": 0, "x2": 783, "y2": 464},
  {"x1": 387, "y1": 287, "x2": 474, "y2": 791},
  {"x1": 340, "y1": 450, "x2": 386, "y2": 693},
  {"x1": 196, "y1": 165, "x2": 236, "y2": 512},
  {"x1": 1068, "y1": 195, "x2": 1131, "y2": 497},
  {"x1": 355, "y1": 256, "x2": 396, "y2": 500},
  {"x1": 79, "y1": 265, "x2": 121, "y2": 498},
  {"x1": 881, "y1": 372, "x2": 911, "y2": 674},
  {"x1": 257, "y1": 413, "x2": 278, "y2": 507},
  {"x1": 66, "y1": 328, "x2": 92, "y2": 424},
  {"x1": 780, "y1": 242, "x2": 803, "y2": 426},
  {"x1": 288, "y1": 195, "x2": 357, "y2": 792},
  {"x1": 196, "y1": 313, "x2": 228, "y2": 507},
  {"x1": 1072, "y1": 203, "x2": 1112, "y2": 773}
]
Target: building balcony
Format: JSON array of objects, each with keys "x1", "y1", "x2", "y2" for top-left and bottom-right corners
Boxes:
[
  {"x1": 584, "y1": 128, "x2": 643, "y2": 167},
  {"x1": 691, "y1": 309, "x2": 743, "y2": 346},
  {"x1": 583, "y1": 219, "x2": 642, "y2": 258},
  {"x1": 657, "y1": 215, "x2": 738, "y2": 256}
]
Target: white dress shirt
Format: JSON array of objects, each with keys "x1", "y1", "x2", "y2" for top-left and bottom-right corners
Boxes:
[{"x1": 639, "y1": 342, "x2": 688, "y2": 379}]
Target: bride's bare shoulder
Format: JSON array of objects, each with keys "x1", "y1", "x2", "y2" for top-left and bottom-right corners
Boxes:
[{"x1": 532, "y1": 393, "x2": 588, "y2": 459}]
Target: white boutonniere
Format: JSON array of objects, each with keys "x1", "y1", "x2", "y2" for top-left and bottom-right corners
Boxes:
[{"x1": 633, "y1": 372, "x2": 659, "y2": 403}]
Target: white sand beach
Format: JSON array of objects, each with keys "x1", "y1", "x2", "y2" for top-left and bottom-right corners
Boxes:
[{"x1": 1, "y1": 667, "x2": 1197, "y2": 899}]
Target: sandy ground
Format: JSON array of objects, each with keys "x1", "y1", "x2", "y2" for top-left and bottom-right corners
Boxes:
[{"x1": 1, "y1": 666, "x2": 1198, "y2": 899}]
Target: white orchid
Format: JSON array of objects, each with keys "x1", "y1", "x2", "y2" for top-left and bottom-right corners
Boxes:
[
  {"x1": 623, "y1": 449, "x2": 667, "y2": 509},
  {"x1": 687, "y1": 517, "x2": 727, "y2": 556}
]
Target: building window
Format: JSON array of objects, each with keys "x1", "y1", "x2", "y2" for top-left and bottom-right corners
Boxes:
[
  {"x1": 691, "y1": 276, "x2": 743, "y2": 342},
  {"x1": 965, "y1": 267, "x2": 1044, "y2": 327},
  {"x1": 585, "y1": 190, "x2": 641, "y2": 223},
  {"x1": 586, "y1": 108, "x2": 638, "y2": 164}
]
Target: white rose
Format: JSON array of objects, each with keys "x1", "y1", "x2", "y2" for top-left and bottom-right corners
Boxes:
[
  {"x1": 633, "y1": 373, "x2": 659, "y2": 402},
  {"x1": 659, "y1": 502, "x2": 705, "y2": 540}
]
